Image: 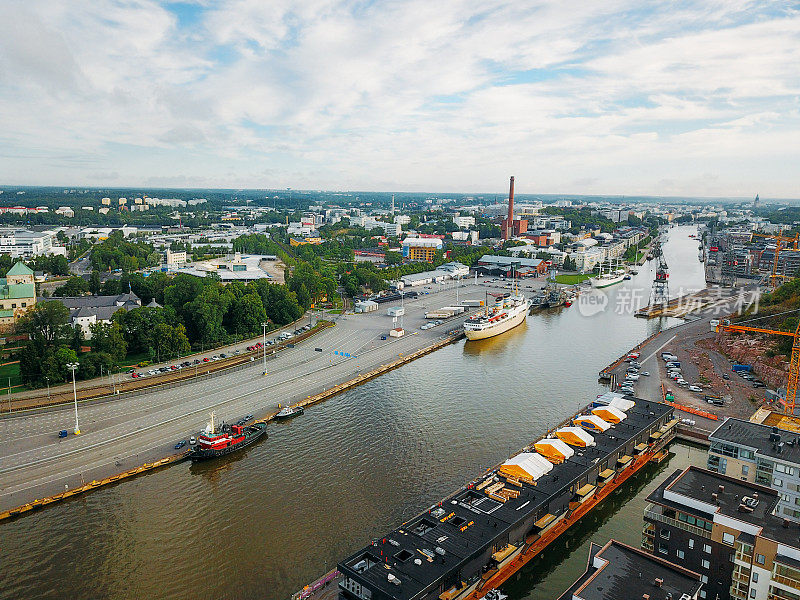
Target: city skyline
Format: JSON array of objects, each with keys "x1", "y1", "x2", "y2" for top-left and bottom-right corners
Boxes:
[{"x1": 1, "y1": 1, "x2": 798, "y2": 196}]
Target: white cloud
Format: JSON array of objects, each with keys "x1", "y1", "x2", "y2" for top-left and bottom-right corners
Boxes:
[{"x1": 0, "y1": 0, "x2": 797, "y2": 196}]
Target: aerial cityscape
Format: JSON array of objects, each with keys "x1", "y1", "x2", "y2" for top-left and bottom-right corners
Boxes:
[{"x1": 2, "y1": 3, "x2": 800, "y2": 600}]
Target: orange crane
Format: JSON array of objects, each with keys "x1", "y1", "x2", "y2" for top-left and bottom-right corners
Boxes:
[
  {"x1": 716, "y1": 320, "x2": 800, "y2": 415},
  {"x1": 750, "y1": 231, "x2": 799, "y2": 287}
]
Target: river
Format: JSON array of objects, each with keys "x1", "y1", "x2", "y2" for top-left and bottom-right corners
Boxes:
[{"x1": 0, "y1": 226, "x2": 706, "y2": 600}]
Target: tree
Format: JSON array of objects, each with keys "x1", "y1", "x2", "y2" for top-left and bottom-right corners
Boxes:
[
  {"x1": 79, "y1": 352, "x2": 114, "y2": 380},
  {"x1": 228, "y1": 292, "x2": 267, "y2": 337},
  {"x1": 89, "y1": 321, "x2": 127, "y2": 363},
  {"x1": 151, "y1": 322, "x2": 190, "y2": 361},
  {"x1": 90, "y1": 270, "x2": 101, "y2": 295},
  {"x1": 384, "y1": 251, "x2": 402, "y2": 265},
  {"x1": 53, "y1": 276, "x2": 89, "y2": 297},
  {"x1": 18, "y1": 301, "x2": 71, "y2": 347}
]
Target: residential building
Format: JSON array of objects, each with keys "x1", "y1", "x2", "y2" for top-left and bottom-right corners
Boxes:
[
  {"x1": 644, "y1": 466, "x2": 800, "y2": 600},
  {"x1": 453, "y1": 215, "x2": 475, "y2": 228},
  {"x1": 0, "y1": 262, "x2": 37, "y2": 330},
  {"x1": 165, "y1": 250, "x2": 187, "y2": 266},
  {"x1": 402, "y1": 237, "x2": 442, "y2": 262},
  {"x1": 48, "y1": 293, "x2": 141, "y2": 337},
  {"x1": 599, "y1": 208, "x2": 631, "y2": 223},
  {"x1": 394, "y1": 214, "x2": 411, "y2": 226},
  {"x1": 55, "y1": 207, "x2": 74, "y2": 217},
  {"x1": 707, "y1": 417, "x2": 800, "y2": 522},
  {"x1": 557, "y1": 539, "x2": 702, "y2": 600}
]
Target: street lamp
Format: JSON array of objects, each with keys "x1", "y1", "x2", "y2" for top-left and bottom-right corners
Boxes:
[
  {"x1": 45, "y1": 376, "x2": 50, "y2": 403},
  {"x1": 67, "y1": 362, "x2": 80, "y2": 434},
  {"x1": 261, "y1": 322, "x2": 268, "y2": 375}
]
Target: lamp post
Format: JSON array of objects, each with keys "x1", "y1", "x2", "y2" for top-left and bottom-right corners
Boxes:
[
  {"x1": 67, "y1": 362, "x2": 80, "y2": 434},
  {"x1": 45, "y1": 376, "x2": 50, "y2": 403},
  {"x1": 261, "y1": 322, "x2": 268, "y2": 375}
]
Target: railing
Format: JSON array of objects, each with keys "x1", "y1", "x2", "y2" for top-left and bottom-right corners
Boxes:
[
  {"x1": 773, "y1": 573, "x2": 800, "y2": 589},
  {"x1": 644, "y1": 507, "x2": 712, "y2": 539}
]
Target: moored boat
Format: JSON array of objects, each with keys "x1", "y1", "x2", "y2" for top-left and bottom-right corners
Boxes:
[
  {"x1": 189, "y1": 412, "x2": 267, "y2": 461},
  {"x1": 463, "y1": 292, "x2": 530, "y2": 340},
  {"x1": 275, "y1": 405, "x2": 305, "y2": 421}
]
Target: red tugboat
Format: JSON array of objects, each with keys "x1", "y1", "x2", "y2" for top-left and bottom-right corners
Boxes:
[{"x1": 189, "y1": 412, "x2": 267, "y2": 461}]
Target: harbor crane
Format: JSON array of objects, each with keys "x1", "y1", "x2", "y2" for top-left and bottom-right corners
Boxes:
[{"x1": 716, "y1": 314, "x2": 800, "y2": 415}]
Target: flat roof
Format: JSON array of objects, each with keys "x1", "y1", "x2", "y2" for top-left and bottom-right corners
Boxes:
[
  {"x1": 339, "y1": 399, "x2": 673, "y2": 600},
  {"x1": 710, "y1": 417, "x2": 800, "y2": 465},
  {"x1": 648, "y1": 467, "x2": 800, "y2": 546},
  {"x1": 557, "y1": 540, "x2": 702, "y2": 600}
]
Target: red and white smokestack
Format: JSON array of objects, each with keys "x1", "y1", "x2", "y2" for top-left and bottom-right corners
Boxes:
[{"x1": 508, "y1": 176, "x2": 515, "y2": 224}]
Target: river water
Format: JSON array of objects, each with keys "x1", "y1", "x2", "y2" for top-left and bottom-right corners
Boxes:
[{"x1": 0, "y1": 226, "x2": 707, "y2": 600}]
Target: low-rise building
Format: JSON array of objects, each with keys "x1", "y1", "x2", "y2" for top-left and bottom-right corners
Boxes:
[
  {"x1": 47, "y1": 293, "x2": 141, "y2": 337},
  {"x1": 0, "y1": 262, "x2": 37, "y2": 330}
]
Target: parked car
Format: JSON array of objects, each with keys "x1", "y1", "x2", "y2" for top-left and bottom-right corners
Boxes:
[
  {"x1": 189, "y1": 436, "x2": 196, "y2": 445},
  {"x1": 676, "y1": 378, "x2": 688, "y2": 386},
  {"x1": 626, "y1": 374, "x2": 640, "y2": 381},
  {"x1": 640, "y1": 371, "x2": 650, "y2": 376},
  {"x1": 58, "y1": 430, "x2": 68, "y2": 438},
  {"x1": 680, "y1": 419, "x2": 696, "y2": 426},
  {"x1": 688, "y1": 385, "x2": 703, "y2": 392},
  {"x1": 202, "y1": 357, "x2": 210, "y2": 362},
  {"x1": 131, "y1": 372, "x2": 140, "y2": 378},
  {"x1": 722, "y1": 373, "x2": 730, "y2": 380},
  {"x1": 753, "y1": 381, "x2": 766, "y2": 388}
]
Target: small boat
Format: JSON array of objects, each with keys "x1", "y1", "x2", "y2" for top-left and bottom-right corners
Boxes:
[
  {"x1": 484, "y1": 590, "x2": 508, "y2": 600},
  {"x1": 623, "y1": 274, "x2": 631, "y2": 280},
  {"x1": 275, "y1": 405, "x2": 305, "y2": 421}
]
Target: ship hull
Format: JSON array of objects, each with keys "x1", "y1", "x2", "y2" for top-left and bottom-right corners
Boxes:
[
  {"x1": 464, "y1": 307, "x2": 527, "y2": 340},
  {"x1": 591, "y1": 274, "x2": 625, "y2": 288}
]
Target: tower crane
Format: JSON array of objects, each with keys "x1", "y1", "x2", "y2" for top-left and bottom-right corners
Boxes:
[
  {"x1": 716, "y1": 314, "x2": 800, "y2": 415},
  {"x1": 749, "y1": 231, "x2": 799, "y2": 288}
]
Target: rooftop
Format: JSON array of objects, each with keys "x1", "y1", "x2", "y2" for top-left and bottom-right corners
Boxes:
[
  {"x1": 557, "y1": 540, "x2": 702, "y2": 600},
  {"x1": 648, "y1": 467, "x2": 800, "y2": 547},
  {"x1": 710, "y1": 417, "x2": 800, "y2": 465}
]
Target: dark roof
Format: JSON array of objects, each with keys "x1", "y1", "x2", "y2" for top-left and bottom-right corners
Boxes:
[
  {"x1": 648, "y1": 467, "x2": 800, "y2": 547},
  {"x1": 43, "y1": 293, "x2": 141, "y2": 310},
  {"x1": 557, "y1": 540, "x2": 702, "y2": 600},
  {"x1": 339, "y1": 399, "x2": 674, "y2": 600},
  {"x1": 710, "y1": 417, "x2": 800, "y2": 465}
]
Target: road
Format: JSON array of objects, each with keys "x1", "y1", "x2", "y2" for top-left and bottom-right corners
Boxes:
[{"x1": 0, "y1": 276, "x2": 546, "y2": 512}]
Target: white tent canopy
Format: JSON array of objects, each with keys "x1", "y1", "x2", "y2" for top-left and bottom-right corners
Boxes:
[
  {"x1": 596, "y1": 392, "x2": 635, "y2": 412},
  {"x1": 534, "y1": 438, "x2": 575, "y2": 461},
  {"x1": 556, "y1": 427, "x2": 596, "y2": 447},
  {"x1": 501, "y1": 452, "x2": 554, "y2": 480},
  {"x1": 574, "y1": 414, "x2": 612, "y2": 433},
  {"x1": 592, "y1": 406, "x2": 627, "y2": 423}
]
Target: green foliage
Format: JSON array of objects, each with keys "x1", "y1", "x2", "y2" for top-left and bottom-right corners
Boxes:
[
  {"x1": 89, "y1": 321, "x2": 127, "y2": 363},
  {"x1": 53, "y1": 276, "x2": 89, "y2": 297},
  {"x1": 16, "y1": 301, "x2": 76, "y2": 387},
  {"x1": 90, "y1": 231, "x2": 160, "y2": 272},
  {"x1": 541, "y1": 206, "x2": 616, "y2": 233},
  {"x1": 90, "y1": 270, "x2": 101, "y2": 295}
]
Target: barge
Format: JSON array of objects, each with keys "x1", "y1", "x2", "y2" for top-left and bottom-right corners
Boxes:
[{"x1": 333, "y1": 394, "x2": 678, "y2": 600}]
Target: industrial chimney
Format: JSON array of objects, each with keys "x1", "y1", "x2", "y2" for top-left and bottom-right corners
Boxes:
[{"x1": 502, "y1": 176, "x2": 515, "y2": 240}]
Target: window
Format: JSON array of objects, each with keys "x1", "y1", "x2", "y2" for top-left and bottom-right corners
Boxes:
[
  {"x1": 689, "y1": 539, "x2": 695, "y2": 549},
  {"x1": 775, "y1": 478, "x2": 783, "y2": 487},
  {"x1": 777, "y1": 463, "x2": 786, "y2": 473},
  {"x1": 701, "y1": 575, "x2": 708, "y2": 584},
  {"x1": 677, "y1": 549, "x2": 685, "y2": 559},
  {"x1": 660, "y1": 529, "x2": 670, "y2": 539},
  {"x1": 659, "y1": 543, "x2": 668, "y2": 555},
  {"x1": 11, "y1": 303, "x2": 16, "y2": 308},
  {"x1": 756, "y1": 554, "x2": 765, "y2": 565},
  {"x1": 742, "y1": 465, "x2": 749, "y2": 476},
  {"x1": 723, "y1": 532, "x2": 735, "y2": 545},
  {"x1": 702, "y1": 559, "x2": 710, "y2": 569},
  {"x1": 750, "y1": 590, "x2": 756, "y2": 599},
  {"x1": 752, "y1": 573, "x2": 758, "y2": 583},
  {"x1": 21, "y1": 302, "x2": 26, "y2": 307},
  {"x1": 699, "y1": 591, "x2": 706, "y2": 599},
  {"x1": 704, "y1": 544, "x2": 712, "y2": 554}
]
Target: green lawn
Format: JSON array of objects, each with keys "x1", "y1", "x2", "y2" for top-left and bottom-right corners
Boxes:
[
  {"x1": 554, "y1": 273, "x2": 594, "y2": 285},
  {"x1": 0, "y1": 361, "x2": 24, "y2": 390}
]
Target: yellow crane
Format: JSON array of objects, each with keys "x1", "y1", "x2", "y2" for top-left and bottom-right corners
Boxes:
[
  {"x1": 717, "y1": 320, "x2": 800, "y2": 415},
  {"x1": 750, "y1": 231, "x2": 799, "y2": 287}
]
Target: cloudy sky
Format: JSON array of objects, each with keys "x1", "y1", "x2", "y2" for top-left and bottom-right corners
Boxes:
[{"x1": 1, "y1": 1, "x2": 798, "y2": 196}]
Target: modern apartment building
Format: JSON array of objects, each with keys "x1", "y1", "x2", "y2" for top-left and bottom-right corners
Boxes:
[
  {"x1": 643, "y1": 466, "x2": 800, "y2": 600},
  {"x1": 707, "y1": 418, "x2": 800, "y2": 522}
]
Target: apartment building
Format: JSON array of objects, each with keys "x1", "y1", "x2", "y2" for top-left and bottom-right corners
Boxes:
[
  {"x1": 708, "y1": 418, "x2": 800, "y2": 522},
  {"x1": 644, "y1": 466, "x2": 800, "y2": 600}
]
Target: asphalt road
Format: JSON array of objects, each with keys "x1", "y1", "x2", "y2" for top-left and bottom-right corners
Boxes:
[{"x1": 0, "y1": 277, "x2": 544, "y2": 511}]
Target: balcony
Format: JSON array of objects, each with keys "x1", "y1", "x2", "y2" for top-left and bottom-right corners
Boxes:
[{"x1": 644, "y1": 506, "x2": 712, "y2": 539}]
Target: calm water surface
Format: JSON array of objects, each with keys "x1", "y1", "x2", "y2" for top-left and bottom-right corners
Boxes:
[{"x1": 0, "y1": 226, "x2": 705, "y2": 600}]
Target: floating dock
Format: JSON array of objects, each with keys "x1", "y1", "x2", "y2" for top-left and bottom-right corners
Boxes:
[{"x1": 305, "y1": 394, "x2": 678, "y2": 600}]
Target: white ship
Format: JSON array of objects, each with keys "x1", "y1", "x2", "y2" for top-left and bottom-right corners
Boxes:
[
  {"x1": 463, "y1": 292, "x2": 530, "y2": 340},
  {"x1": 591, "y1": 259, "x2": 626, "y2": 289}
]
